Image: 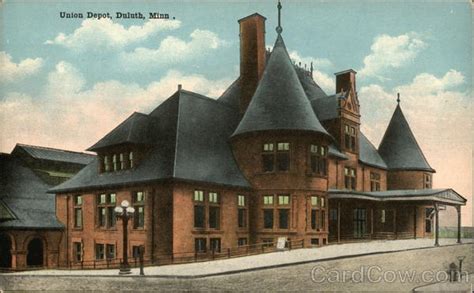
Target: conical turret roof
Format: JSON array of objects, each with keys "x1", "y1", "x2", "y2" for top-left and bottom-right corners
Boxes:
[
  {"x1": 232, "y1": 35, "x2": 329, "y2": 138},
  {"x1": 378, "y1": 104, "x2": 435, "y2": 172}
]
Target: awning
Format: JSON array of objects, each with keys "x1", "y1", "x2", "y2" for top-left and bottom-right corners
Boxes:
[{"x1": 328, "y1": 188, "x2": 467, "y2": 206}]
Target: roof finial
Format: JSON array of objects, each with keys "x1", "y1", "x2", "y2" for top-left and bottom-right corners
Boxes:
[
  {"x1": 276, "y1": 1, "x2": 283, "y2": 34},
  {"x1": 397, "y1": 92, "x2": 400, "y2": 104},
  {"x1": 310, "y1": 62, "x2": 313, "y2": 76}
]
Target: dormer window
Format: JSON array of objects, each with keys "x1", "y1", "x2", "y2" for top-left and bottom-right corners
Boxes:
[
  {"x1": 112, "y1": 154, "x2": 118, "y2": 171},
  {"x1": 104, "y1": 156, "x2": 111, "y2": 172},
  {"x1": 120, "y1": 153, "x2": 125, "y2": 170},
  {"x1": 424, "y1": 173, "x2": 432, "y2": 189},
  {"x1": 129, "y1": 152, "x2": 134, "y2": 168},
  {"x1": 100, "y1": 150, "x2": 137, "y2": 173}
]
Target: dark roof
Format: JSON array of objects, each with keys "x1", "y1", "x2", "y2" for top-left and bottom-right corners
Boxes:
[
  {"x1": 310, "y1": 92, "x2": 346, "y2": 121},
  {"x1": 232, "y1": 35, "x2": 330, "y2": 138},
  {"x1": 328, "y1": 144, "x2": 348, "y2": 160},
  {"x1": 378, "y1": 105, "x2": 434, "y2": 172},
  {"x1": 50, "y1": 89, "x2": 251, "y2": 193},
  {"x1": 88, "y1": 112, "x2": 154, "y2": 151},
  {"x1": 13, "y1": 144, "x2": 94, "y2": 165},
  {"x1": 359, "y1": 132, "x2": 387, "y2": 169},
  {"x1": 295, "y1": 67, "x2": 328, "y2": 100},
  {"x1": 218, "y1": 77, "x2": 240, "y2": 109},
  {"x1": 329, "y1": 188, "x2": 466, "y2": 205},
  {"x1": 0, "y1": 154, "x2": 63, "y2": 229}
]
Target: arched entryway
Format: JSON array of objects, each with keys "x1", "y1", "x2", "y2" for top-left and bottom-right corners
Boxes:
[
  {"x1": 0, "y1": 233, "x2": 12, "y2": 268},
  {"x1": 27, "y1": 238, "x2": 44, "y2": 267}
]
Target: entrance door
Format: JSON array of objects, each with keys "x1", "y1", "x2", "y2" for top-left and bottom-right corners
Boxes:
[
  {"x1": 0, "y1": 234, "x2": 12, "y2": 268},
  {"x1": 27, "y1": 238, "x2": 43, "y2": 267},
  {"x1": 353, "y1": 208, "x2": 366, "y2": 238}
]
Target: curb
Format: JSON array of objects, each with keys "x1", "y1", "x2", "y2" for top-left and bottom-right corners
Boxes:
[{"x1": 2, "y1": 242, "x2": 473, "y2": 280}]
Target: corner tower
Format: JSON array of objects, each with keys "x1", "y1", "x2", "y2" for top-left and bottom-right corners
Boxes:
[
  {"x1": 378, "y1": 95, "x2": 435, "y2": 190},
  {"x1": 231, "y1": 2, "x2": 332, "y2": 246}
]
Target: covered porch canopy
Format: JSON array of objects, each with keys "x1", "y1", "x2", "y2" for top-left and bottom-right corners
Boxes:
[{"x1": 328, "y1": 188, "x2": 467, "y2": 246}]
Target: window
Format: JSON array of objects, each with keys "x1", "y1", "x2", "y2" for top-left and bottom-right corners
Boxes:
[
  {"x1": 424, "y1": 174, "x2": 432, "y2": 189},
  {"x1": 278, "y1": 209, "x2": 289, "y2": 229},
  {"x1": 263, "y1": 209, "x2": 274, "y2": 229},
  {"x1": 209, "y1": 192, "x2": 219, "y2": 203},
  {"x1": 311, "y1": 196, "x2": 318, "y2": 207},
  {"x1": 195, "y1": 238, "x2": 207, "y2": 253},
  {"x1": 132, "y1": 246, "x2": 141, "y2": 259},
  {"x1": 370, "y1": 172, "x2": 381, "y2": 191},
  {"x1": 381, "y1": 209, "x2": 386, "y2": 223},
  {"x1": 106, "y1": 244, "x2": 115, "y2": 259},
  {"x1": 209, "y1": 206, "x2": 220, "y2": 229},
  {"x1": 73, "y1": 242, "x2": 82, "y2": 262},
  {"x1": 310, "y1": 144, "x2": 327, "y2": 176},
  {"x1": 97, "y1": 193, "x2": 116, "y2": 228},
  {"x1": 133, "y1": 191, "x2": 145, "y2": 229},
  {"x1": 210, "y1": 238, "x2": 221, "y2": 253},
  {"x1": 320, "y1": 210, "x2": 325, "y2": 230},
  {"x1": 276, "y1": 142, "x2": 290, "y2": 171},
  {"x1": 278, "y1": 195, "x2": 290, "y2": 205},
  {"x1": 112, "y1": 154, "x2": 118, "y2": 171},
  {"x1": 262, "y1": 143, "x2": 275, "y2": 172},
  {"x1": 344, "y1": 124, "x2": 357, "y2": 151},
  {"x1": 344, "y1": 167, "x2": 357, "y2": 190},
  {"x1": 262, "y1": 239, "x2": 274, "y2": 248},
  {"x1": 238, "y1": 195, "x2": 247, "y2": 228},
  {"x1": 194, "y1": 190, "x2": 205, "y2": 228},
  {"x1": 263, "y1": 195, "x2": 274, "y2": 205},
  {"x1": 129, "y1": 152, "x2": 134, "y2": 168},
  {"x1": 104, "y1": 155, "x2": 111, "y2": 172},
  {"x1": 311, "y1": 238, "x2": 319, "y2": 246},
  {"x1": 119, "y1": 153, "x2": 125, "y2": 170},
  {"x1": 74, "y1": 195, "x2": 83, "y2": 228},
  {"x1": 262, "y1": 142, "x2": 290, "y2": 172},
  {"x1": 329, "y1": 208, "x2": 338, "y2": 221},
  {"x1": 311, "y1": 195, "x2": 326, "y2": 231},
  {"x1": 311, "y1": 209, "x2": 318, "y2": 230},
  {"x1": 95, "y1": 243, "x2": 105, "y2": 260},
  {"x1": 238, "y1": 238, "x2": 248, "y2": 246}
]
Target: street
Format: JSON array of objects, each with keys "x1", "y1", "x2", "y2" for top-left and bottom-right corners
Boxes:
[{"x1": 0, "y1": 243, "x2": 472, "y2": 292}]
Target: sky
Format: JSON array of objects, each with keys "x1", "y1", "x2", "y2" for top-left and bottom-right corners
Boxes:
[{"x1": 0, "y1": 0, "x2": 472, "y2": 225}]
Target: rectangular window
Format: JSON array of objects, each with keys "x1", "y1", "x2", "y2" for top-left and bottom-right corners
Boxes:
[
  {"x1": 425, "y1": 208, "x2": 434, "y2": 233},
  {"x1": 133, "y1": 191, "x2": 145, "y2": 229},
  {"x1": 132, "y1": 246, "x2": 141, "y2": 258},
  {"x1": 209, "y1": 192, "x2": 219, "y2": 203},
  {"x1": 95, "y1": 243, "x2": 105, "y2": 260},
  {"x1": 97, "y1": 193, "x2": 116, "y2": 228},
  {"x1": 194, "y1": 205, "x2": 205, "y2": 228},
  {"x1": 263, "y1": 195, "x2": 274, "y2": 205},
  {"x1": 106, "y1": 244, "x2": 115, "y2": 259},
  {"x1": 104, "y1": 155, "x2": 110, "y2": 172},
  {"x1": 194, "y1": 190, "x2": 204, "y2": 202},
  {"x1": 344, "y1": 167, "x2": 357, "y2": 190},
  {"x1": 344, "y1": 124, "x2": 357, "y2": 151},
  {"x1": 99, "y1": 193, "x2": 107, "y2": 204},
  {"x1": 119, "y1": 153, "x2": 125, "y2": 170},
  {"x1": 276, "y1": 142, "x2": 290, "y2": 171},
  {"x1": 129, "y1": 152, "x2": 134, "y2": 168},
  {"x1": 73, "y1": 242, "x2": 82, "y2": 262},
  {"x1": 381, "y1": 209, "x2": 386, "y2": 223},
  {"x1": 262, "y1": 239, "x2": 274, "y2": 248},
  {"x1": 310, "y1": 144, "x2": 327, "y2": 175},
  {"x1": 262, "y1": 143, "x2": 275, "y2": 172},
  {"x1": 311, "y1": 196, "x2": 318, "y2": 207},
  {"x1": 424, "y1": 174, "x2": 432, "y2": 189},
  {"x1": 319, "y1": 210, "x2": 326, "y2": 230},
  {"x1": 107, "y1": 206, "x2": 116, "y2": 228},
  {"x1": 112, "y1": 154, "x2": 118, "y2": 171},
  {"x1": 278, "y1": 195, "x2": 289, "y2": 205},
  {"x1": 98, "y1": 207, "x2": 106, "y2": 227},
  {"x1": 74, "y1": 195, "x2": 83, "y2": 228},
  {"x1": 311, "y1": 238, "x2": 319, "y2": 246},
  {"x1": 370, "y1": 172, "x2": 381, "y2": 191},
  {"x1": 329, "y1": 208, "x2": 338, "y2": 221},
  {"x1": 263, "y1": 209, "x2": 274, "y2": 229},
  {"x1": 311, "y1": 209, "x2": 318, "y2": 230},
  {"x1": 279, "y1": 209, "x2": 289, "y2": 229},
  {"x1": 195, "y1": 238, "x2": 207, "y2": 253},
  {"x1": 210, "y1": 238, "x2": 221, "y2": 253},
  {"x1": 238, "y1": 238, "x2": 248, "y2": 246},
  {"x1": 238, "y1": 195, "x2": 246, "y2": 206},
  {"x1": 209, "y1": 206, "x2": 220, "y2": 229},
  {"x1": 238, "y1": 208, "x2": 247, "y2": 228}
]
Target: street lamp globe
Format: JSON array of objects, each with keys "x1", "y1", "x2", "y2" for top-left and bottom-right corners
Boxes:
[
  {"x1": 126, "y1": 207, "x2": 135, "y2": 214},
  {"x1": 121, "y1": 200, "x2": 130, "y2": 208},
  {"x1": 114, "y1": 206, "x2": 123, "y2": 214}
]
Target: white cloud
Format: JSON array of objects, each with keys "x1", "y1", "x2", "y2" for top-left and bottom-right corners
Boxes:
[
  {"x1": 0, "y1": 62, "x2": 232, "y2": 153},
  {"x1": 120, "y1": 29, "x2": 228, "y2": 69},
  {"x1": 287, "y1": 49, "x2": 333, "y2": 69},
  {"x1": 359, "y1": 70, "x2": 471, "y2": 224},
  {"x1": 358, "y1": 32, "x2": 426, "y2": 80},
  {"x1": 45, "y1": 18, "x2": 181, "y2": 51},
  {"x1": 0, "y1": 51, "x2": 44, "y2": 83}
]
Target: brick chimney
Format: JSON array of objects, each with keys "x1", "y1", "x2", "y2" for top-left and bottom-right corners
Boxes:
[
  {"x1": 238, "y1": 13, "x2": 266, "y2": 114},
  {"x1": 335, "y1": 69, "x2": 357, "y2": 94}
]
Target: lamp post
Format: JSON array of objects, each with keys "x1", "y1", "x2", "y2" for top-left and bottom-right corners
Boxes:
[
  {"x1": 114, "y1": 200, "x2": 135, "y2": 275},
  {"x1": 457, "y1": 255, "x2": 465, "y2": 280}
]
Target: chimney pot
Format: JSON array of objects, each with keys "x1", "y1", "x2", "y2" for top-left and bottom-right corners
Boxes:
[{"x1": 178, "y1": 84, "x2": 182, "y2": 91}]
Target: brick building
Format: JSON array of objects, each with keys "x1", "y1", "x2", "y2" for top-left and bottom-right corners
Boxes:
[
  {"x1": 0, "y1": 144, "x2": 94, "y2": 270},
  {"x1": 41, "y1": 5, "x2": 467, "y2": 268}
]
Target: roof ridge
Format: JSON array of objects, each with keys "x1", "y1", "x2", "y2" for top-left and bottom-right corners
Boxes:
[
  {"x1": 16, "y1": 143, "x2": 95, "y2": 157},
  {"x1": 180, "y1": 89, "x2": 239, "y2": 111}
]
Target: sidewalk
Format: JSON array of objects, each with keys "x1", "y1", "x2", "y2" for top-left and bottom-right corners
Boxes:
[{"x1": 4, "y1": 238, "x2": 473, "y2": 278}]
